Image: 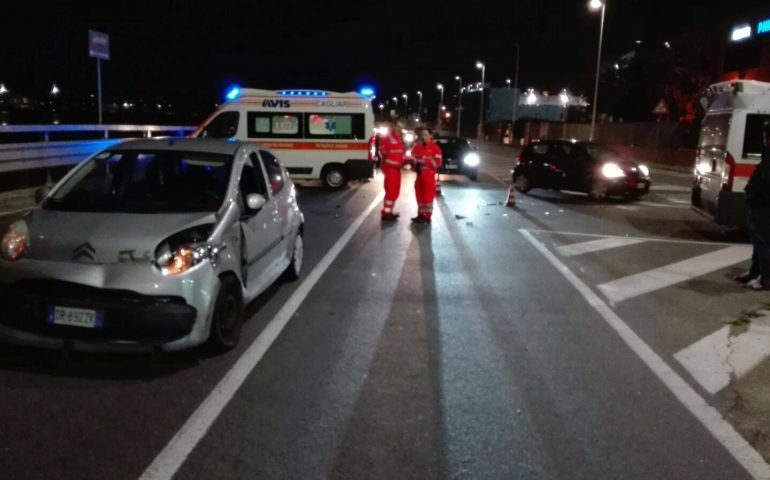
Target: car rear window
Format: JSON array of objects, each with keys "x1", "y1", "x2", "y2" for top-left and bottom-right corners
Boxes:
[{"x1": 699, "y1": 114, "x2": 731, "y2": 149}]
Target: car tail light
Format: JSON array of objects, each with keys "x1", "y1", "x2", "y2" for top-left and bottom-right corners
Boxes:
[{"x1": 721, "y1": 151, "x2": 735, "y2": 192}]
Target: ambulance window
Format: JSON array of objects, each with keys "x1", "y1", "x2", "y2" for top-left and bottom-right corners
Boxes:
[
  {"x1": 199, "y1": 111, "x2": 239, "y2": 139},
  {"x1": 260, "y1": 150, "x2": 285, "y2": 194},
  {"x1": 304, "y1": 113, "x2": 365, "y2": 139},
  {"x1": 698, "y1": 114, "x2": 730, "y2": 149},
  {"x1": 743, "y1": 115, "x2": 770, "y2": 159},
  {"x1": 247, "y1": 112, "x2": 302, "y2": 138}
]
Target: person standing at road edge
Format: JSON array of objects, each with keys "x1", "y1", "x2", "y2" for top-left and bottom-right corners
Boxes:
[
  {"x1": 410, "y1": 127, "x2": 442, "y2": 224},
  {"x1": 378, "y1": 122, "x2": 406, "y2": 221},
  {"x1": 737, "y1": 121, "x2": 770, "y2": 289}
]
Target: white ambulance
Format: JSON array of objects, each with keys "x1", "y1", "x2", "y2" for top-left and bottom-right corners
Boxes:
[
  {"x1": 692, "y1": 80, "x2": 770, "y2": 227},
  {"x1": 192, "y1": 88, "x2": 375, "y2": 190}
]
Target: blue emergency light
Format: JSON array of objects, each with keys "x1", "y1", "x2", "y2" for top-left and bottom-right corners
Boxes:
[
  {"x1": 359, "y1": 86, "x2": 376, "y2": 98},
  {"x1": 225, "y1": 86, "x2": 241, "y2": 101}
]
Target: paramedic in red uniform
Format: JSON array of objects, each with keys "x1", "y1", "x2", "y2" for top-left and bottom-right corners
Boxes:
[
  {"x1": 410, "y1": 128, "x2": 442, "y2": 224},
  {"x1": 378, "y1": 122, "x2": 406, "y2": 221}
]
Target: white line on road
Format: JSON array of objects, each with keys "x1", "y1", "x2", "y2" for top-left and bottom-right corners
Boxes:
[
  {"x1": 557, "y1": 236, "x2": 647, "y2": 257},
  {"x1": 520, "y1": 229, "x2": 770, "y2": 480},
  {"x1": 597, "y1": 245, "x2": 752, "y2": 304},
  {"x1": 635, "y1": 201, "x2": 691, "y2": 209},
  {"x1": 675, "y1": 314, "x2": 770, "y2": 394},
  {"x1": 527, "y1": 229, "x2": 745, "y2": 248},
  {"x1": 650, "y1": 184, "x2": 692, "y2": 192},
  {"x1": 140, "y1": 191, "x2": 385, "y2": 480}
]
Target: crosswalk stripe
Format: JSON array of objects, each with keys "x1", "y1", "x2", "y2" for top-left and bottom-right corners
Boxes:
[
  {"x1": 674, "y1": 315, "x2": 770, "y2": 395},
  {"x1": 557, "y1": 237, "x2": 647, "y2": 257},
  {"x1": 636, "y1": 201, "x2": 690, "y2": 209},
  {"x1": 597, "y1": 245, "x2": 752, "y2": 304}
]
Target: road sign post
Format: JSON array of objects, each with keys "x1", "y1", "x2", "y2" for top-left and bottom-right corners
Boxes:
[{"x1": 88, "y1": 30, "x2": 110, "y2": 124}]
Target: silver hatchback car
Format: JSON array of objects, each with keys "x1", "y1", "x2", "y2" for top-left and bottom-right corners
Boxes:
[{"x1": 0, "y1": 139, "x2": 304, "y2": 352}]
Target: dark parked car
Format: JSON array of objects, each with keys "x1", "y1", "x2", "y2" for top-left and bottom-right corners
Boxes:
[
  {"x1": 435, "y1": 136, "x2": 480, "y2": 181},
  {"x1": 512, "y1": 140, "x2": 651, "y2": 200}
]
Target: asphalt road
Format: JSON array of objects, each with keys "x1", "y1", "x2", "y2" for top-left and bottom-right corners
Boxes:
[{"x1": 1, "y1": 144, "x2": 769, "y2": 479}]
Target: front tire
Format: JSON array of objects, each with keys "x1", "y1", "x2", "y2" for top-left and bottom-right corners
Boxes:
[
  {"x1": 208, "y1": 276, "x2": 243, "y2": 352},
  {"x1": 322, "y1": 164, "x2": 348, "y2": 191},
  {"x1": 283, "y1": 231, "x2": 304, "y2": 281},
  {"x1": 588, "y1": 181, "x2": 609, "y2": 201}
]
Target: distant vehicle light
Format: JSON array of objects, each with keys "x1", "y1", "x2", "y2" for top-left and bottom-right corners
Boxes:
[
  {"x1": 731, "y1": 25, "x2": 752, "y2": 42},
  {"x1": 463, "y1": 153, "x2": 480, "y2": 167},
  {"x1": 403, "y1": 132, "x2": 415, "y2": 143},
  {"x1": 225, "y1": 86, "x2": 241, "y2": 101},
  {"x1": 601, "y1": 162, "x2": 626, "y2": 179},
  {"x1": 638, "y1": 164, "x2": 649, "y2": 177},
  {"x1": 405, "y1": 149, "x2": 412, "y2": 158}
]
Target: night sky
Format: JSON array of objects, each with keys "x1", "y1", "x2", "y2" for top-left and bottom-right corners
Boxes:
[{"x1": 0, "y1": 0, "x2": 767, "y2": 107}]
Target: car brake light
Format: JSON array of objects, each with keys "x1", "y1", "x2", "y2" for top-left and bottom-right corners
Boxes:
[{"x1": 722, "y1": 151, "x2": 735, "y2": 192}]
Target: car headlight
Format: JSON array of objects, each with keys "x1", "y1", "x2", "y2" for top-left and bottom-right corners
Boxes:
[
  {"x1": 156, "y1": 242, "x2": 218, "y2": 276},
  {"x1": 463, "y1": 152, "x2": 480, "y2": 167},
  {"x1": 601, "y1": 162, "x2": 626, "y2": 179},
  {"x1": 154, "y1": 225, "x2": 216, "y2": 276},
  {"x1": 638, "y1": 164, "x2": 650, "y2": 177},
  {"x1": 1, "y1": 222, "x2": 29, "y2": 262}
]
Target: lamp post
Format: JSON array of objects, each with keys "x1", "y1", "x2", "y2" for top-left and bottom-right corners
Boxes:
[
  {"x1": 50, "y1": 84, "x2": 60, "y2": 96},
  {"x1": 476, "y1": 61, "x2": 485, "y2": 140},
  {"x1": 392, "y1": 96, "x2": 399, "y2": 116},
  {"x1": 588, "y1": 0, "x2": 606, "y2": 141},
  {"x1": 455, "y1": 75, "x2": 462, "y2": 137},
  {"x1": 416, "y1": 90, "x2": 423, "y2": 120},
  {"x1": 436, "y1": 83, "x2": 444, "y2": 127},
  {"x1": 506, "y1": 78, "x2": 511, "y2": 88},
  {"x1": 402, "y1": 93, "x2": 408, "y2": 119},
  {"x1": 511, "y1": 43, "x2": 520, "y2": 144}
]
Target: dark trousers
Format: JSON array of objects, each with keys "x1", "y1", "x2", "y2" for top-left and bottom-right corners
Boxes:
[{"x1": 748, "y1": 206, "x2": 770, "y2": 280}]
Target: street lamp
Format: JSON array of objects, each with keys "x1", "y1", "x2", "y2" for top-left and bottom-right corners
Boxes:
[
  {"x1": 436, "y1": 83, "x2": 444, "y2": 126},
  {"x1": 455, "y1": 75, "x2": 462, "y2": 136},
  {"x1": 401, "y1": 93, "x2": 408, "y2": 119},
  {"x1": 0, "y1": 84, "x2": 7, "y2": 96},
  {"x1": 50, "y1": 84, "x2": 60, "y2": 96},
  {"x1": 506, "y1": 78, "x2": 511, "y2": 88},
  {"x1": 476, "y1": 61, "x2": 485, "y2": 140},
  {"x1": 378, "y1": 103, "x2": 385, "y2": 115},
  {"x1": 588, "y1": 0, "x2": 606, "y2": 141},
  {"x1": 392, "y1": 96, "x2": 399, "y2": 113},
  {"x1": 416, "y1": 90, "x2": 423, "y2": 119}
]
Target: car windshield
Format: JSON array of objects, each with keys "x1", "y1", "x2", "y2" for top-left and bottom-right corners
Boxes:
[
  {"x1": 584, "y1": 144, "x2": 624, "y2": 163},
  {"x1": 44, "y1": 150, "x2": 233, "y2": 213}
]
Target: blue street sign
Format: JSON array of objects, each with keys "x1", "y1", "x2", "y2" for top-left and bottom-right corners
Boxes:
[{"x1": 88, "y1": 30, "x2": 110, "y2": 60}]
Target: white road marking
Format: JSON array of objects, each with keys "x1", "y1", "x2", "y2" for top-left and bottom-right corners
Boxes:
[
  {"x1": 650, "y1": 184, "x2": 692, "y2": 192},
  {"x1": 140, "y1": 191, "x2": 385, "y2": 480},
  {"x1": 520, "y1": 229, "x2": 770, "y2": 480},
  {"x1": 557, "y1": 237, "x2": 647, "y2": 257},
  {"x1": 597, "y1": 245, "x2": 752, "y2": 304},
  {"x1": 675, "y1": 314, "x2": 770, "y2": 394},
  {"x1": 526, "y1": 229, "x2": 744, "y2": 248},
  {"x1": 636, "y1": 201, "x2": 690, "y2": 209}
]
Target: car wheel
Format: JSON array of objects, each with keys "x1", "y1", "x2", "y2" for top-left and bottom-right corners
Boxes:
[
  {"x1": 588, "y1": 182, "x2": 609, "y2": 201},
  {"x1": 322, "y1": 164, "x2": 348, "y2": 191},
  {"x1": 514, "y1": 174, "x2": 531, "y2": 193},
  {"x1": 283, "y1": 231, "x2": 304, "y2": 281},
  {"x1": 208, "y1": 276, "x2": 243, "y2": 352}
]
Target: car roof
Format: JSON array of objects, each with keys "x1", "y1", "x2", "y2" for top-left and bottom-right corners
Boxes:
[{"x1": 109, "y1": 138, "x2": 247, "y2": 156}]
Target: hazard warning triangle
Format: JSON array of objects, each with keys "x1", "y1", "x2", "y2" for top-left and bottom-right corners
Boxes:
[{"x1": 652, "y1": 99, "x2": 669, "y2": 115}]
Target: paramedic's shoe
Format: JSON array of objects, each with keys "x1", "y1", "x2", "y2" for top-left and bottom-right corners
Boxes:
[
  {"x1": 381, "y1": 213, "x2": 399, "y2": 221},
  {"x1": 411, "y1": 215, "x2": 429, "y2": 224},
  {"x1": 742, "y1": 278, "x2": 770, "y2": 290}
]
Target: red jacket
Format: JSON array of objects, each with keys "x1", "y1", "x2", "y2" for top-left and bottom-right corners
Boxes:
[
  {"x1": 411, "y1": 140, "x2": 442, "y2": 171},
  {"x1": 379, "y1": 131, "x2": 406, "y2": 169}
]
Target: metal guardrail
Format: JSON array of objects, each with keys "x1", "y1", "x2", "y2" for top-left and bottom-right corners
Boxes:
[{"x1": 0, "y1": 124, "x2": 195, "y2": 173}]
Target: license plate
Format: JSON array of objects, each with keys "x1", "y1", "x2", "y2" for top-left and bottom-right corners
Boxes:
[
  {"x1": 47, "y1": 306, "x2": 103, "y2": 329},
  {"x1": 637, "y1": 182, "x2": 647, "y2": 190},
  {"x1": 445, "y1": 164, "x2": 459, "y2": 170}
]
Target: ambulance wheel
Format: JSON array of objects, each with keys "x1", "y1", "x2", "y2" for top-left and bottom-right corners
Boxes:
[{"x1": 322, "y1": 164, "x2": 348, "y2": 191}]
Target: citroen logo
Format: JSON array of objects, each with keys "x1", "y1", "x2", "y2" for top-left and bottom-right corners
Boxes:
[{"x1": 72, "y1": 242, "x2": 96, "y2": 262}]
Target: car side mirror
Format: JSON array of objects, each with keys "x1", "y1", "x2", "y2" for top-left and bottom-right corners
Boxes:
[
  {"x1": 34, "y1": 186, "x2": 52, "y2": 204},
  {"x1": 246, "y1": 193, "x2": 266, "y2": 211}
]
